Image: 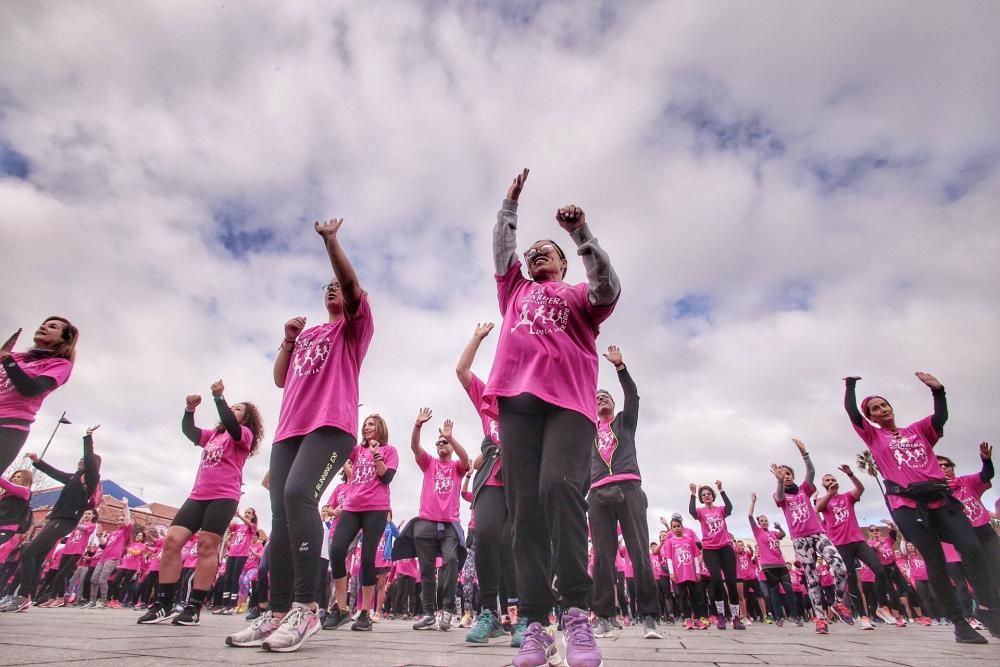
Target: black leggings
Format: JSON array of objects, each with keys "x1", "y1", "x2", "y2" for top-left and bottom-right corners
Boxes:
[
  {"x1": 109, "y1": 568, "x2": 138, "y2": 601},
  {"x1": 890, "y1": 500, "x2": 998, "y2": 620},
  {"x1": 763, "y1": 566, "x2": 798, "y2": 620},
  {"x1": 222, "y1": 555, "x2": 247, "y2": 605},
  {"x1": 0, "y1": 427, "x2": 30, "y2": 474},
  {"x1": 498, "y1": 394, "x2": 594, "y2": 624},
  {"x1": 52, "y1": 553, "x2": 81, "y2": 599},
  {"x1": 393, "y1": 574, "x2": 417, "y2": 615},
  {"x1": 16, "y1": 517, "x2": 77, "y2": 595},
  {"x1": 973, "y1": 523, "x2": 1000, "y2": 596},
  {"x1": 472, "y1": 485, "x2": 516, "y2": 614},
  {"x1": 329, "y1": 509, "x2": 388, "y2": 586},
  {"x1": 268, "y1": 426, "x2": 354, "y2": 613},
  {"x1": 833, "y1": 540, "x2": 887, "y2": 615},
  {"x1": 703, "y1": 545, "x2": 739, "y2": 607},
  {"x1": 675, "y1": 580, "x2": 701, "y2": 619},
  {"x1": 860, "y1": 580, "x2": 879, "y2": 617},
  {"x1": 914, "y1": 579, "x2": 942, "y2": 618}
]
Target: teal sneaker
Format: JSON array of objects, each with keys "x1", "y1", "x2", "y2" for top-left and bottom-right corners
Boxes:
[
  {"x1": 466, "y1": 609, "x2": 505, "y2": 643},
  {"x1": 510, "y1": 617, "x2": 530, "y2": 648}
]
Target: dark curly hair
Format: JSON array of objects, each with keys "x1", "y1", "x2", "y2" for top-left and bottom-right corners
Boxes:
[{"x1": 216, "y1": 401, "x2": 265, "y2": 457}]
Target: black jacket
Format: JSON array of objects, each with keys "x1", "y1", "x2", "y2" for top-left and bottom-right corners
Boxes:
[
  {"x1": 590, "y1": 366, "x2": 641, "y2": 485},
  {"x1": 32, "y1": 433, "x2": 100, "y2": 521}
]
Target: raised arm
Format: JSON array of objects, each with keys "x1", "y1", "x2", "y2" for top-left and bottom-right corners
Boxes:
[
  {"x1": 274, "y1": 317, "x2": 306, "y2": 388},
  {"x1": 82, "y1": 426, "x2": 100, "y2": 495},
  {"x1": 688, "y1": 483, "x2": 698, "y2": 520},
  {"x1": 842, "y1": 464, "x2": 865, "y2": 500},
  {"x1": 182, "y1": 395, "x2": 202, "y2": 445},
  {"x1": 455, "y1": 323, "x2": 494, "y2": 390},
  {"x1": 605, "y1": 346, "x2": 638, "y2": 429},
  {"x1": 440, "y1": 419, "x2": 471, "y2": 470},
  {"x1": 719, "y1": 482, "x2": 733, "y2": 516},
  {"x1": 770, "y1": 464, "x2": 786, "y2": 502},
  {"x1": 494, "y1": 169, "x2": 528, "y2": 274},
  {"x1": 559, "y1": 207, "x2": 621, "y2": 307},
  {"x1": 315, "y1": 218, "x2": 362, "y2": 315},
  {"x1": 411, "y1": 408, "x2": 433, "y2": 460},
  {"x1": 774, "y1": 522, "x2": 786, "y2": 540},
  {"x1": 0, "y1": 356, "x2": 57, "y2": 397},
  {"x1": 915, "y1": 372, "x2": 947, "y2": 434},
  {"x1": 211, "y1": 380, "x2": 242, "y2": 441},
  {"x1": 843, "y1": 377, "x2": 864, "y2": 428},
  {"x1": 748, "y1": 492, "x2": 757, "y2": 525},
  {"x1": 978, "y1": 442, "x2": 994, "y2": 484},
  {"x1": 793, "y1": 439, "x2": 815, "y2": 486},
  {"x1": 28, "y1": 453, "x2": 72, "y2": 485}
]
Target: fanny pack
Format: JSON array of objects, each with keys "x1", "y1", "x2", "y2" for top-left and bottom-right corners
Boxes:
[{"x1": 885, "y1": 479, "x2": 957, "y2": 525}]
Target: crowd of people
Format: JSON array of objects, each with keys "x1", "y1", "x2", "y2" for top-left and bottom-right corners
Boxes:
[{"x1": 2, "y1": 168, "x2": 1000, "y2": 666}]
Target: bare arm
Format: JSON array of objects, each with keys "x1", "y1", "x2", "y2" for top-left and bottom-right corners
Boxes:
[
  {"x1": 316, "y1": 219, "x2": 362, "y2": 315},
  {"x1": 411, "y1": 408, "x2": 433, "y2": 461},
  {"x1": 441, "y1": 420, "x2": 471, "y2": 470},
  {"x1": 455, "y1": 323, "x2": 493, "y2": 390}
]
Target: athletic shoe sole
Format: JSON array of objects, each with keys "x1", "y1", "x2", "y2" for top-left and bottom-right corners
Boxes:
[
  {"x1": 644, "y1": 629, "x2": 663, "y2": 639},
  {"x1": 262, "y1": 622, "x2": 320, "y2": 653}
]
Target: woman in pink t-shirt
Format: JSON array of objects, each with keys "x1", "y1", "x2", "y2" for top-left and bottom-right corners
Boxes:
[
  {"x1": 663, "y1": 516, "x2": 704, "y2": 629},
  {"x1": 844, "y1": 373, "x2": 1000, "y2": 642},
  {"x1": 905, "y1": 542, "x2": 943, "y2": 622},
  {"x1": 0, "y1": 317, "x2": 78, "y2": 473},
  {"x1": 485, "y1": 169, "x2": 619, "y2": 664},
  {"x1": 138, "y1": 380, "x2": 262, "y2": 628},
  {"x1": 215, "y1": 508, "x2": 259, "y2": 614},
  {"x1": 769, "y1": 439, "x2": 853, "y2": 634},
  {"x1": 455, "y1": 321, "x2": 517, "y2": 642},
  {"x1": 327, "y1": 414, "x2": 398, "y2": 632},
  {"x1": 938, "y1": 443, "x2": 1000, "y2": 600},
  {"x1": 688, "y1": 480, "x2": 743, "y2": 629},
  {"x1": 225, "y1": 218, "x2": 373, "y2": 654},
  {"x1": 747, "y1": 493, "x2": 800, "y2": 627},
  {"x1": 0, "y1": 468, "x2": 32, "y2": 548}
]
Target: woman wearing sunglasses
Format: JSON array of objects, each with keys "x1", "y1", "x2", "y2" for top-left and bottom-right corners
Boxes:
[
  {"x1": 844, "y1": 372, "x2": 1000, "y2": 643},
  {"x1": 484, "y1": 167, "x2": 620, "y2": 667}
]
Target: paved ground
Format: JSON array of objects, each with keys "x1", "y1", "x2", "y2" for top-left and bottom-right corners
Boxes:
[{"x1": 1, "y1": 609, "x2": 999, "y2": 666}]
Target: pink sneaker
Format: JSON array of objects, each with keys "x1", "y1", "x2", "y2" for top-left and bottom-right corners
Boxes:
[{"x1": 261, "y1": 605, "x2": 321, "y2": 653}]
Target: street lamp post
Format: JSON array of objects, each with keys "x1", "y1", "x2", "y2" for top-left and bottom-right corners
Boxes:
[{"x1": 39, "y1": 411, "x2": 70, "y2": 460}]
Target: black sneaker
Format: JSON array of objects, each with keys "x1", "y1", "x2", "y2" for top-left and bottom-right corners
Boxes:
[
  {"x1": 609, "y1": 616, "x2": 623, "y2": 630},
  {"x1": 351, "y1": 610, "x2": 372, "y2": 631},
  {"x1": 953, "y1": 617, "x2": 988, "y2": 644},
  {"x1": 246, "y1": 606, "x2": 263, "y2": 622},
  {"x1": 322, "y1": 606, "x2": 351, "y2": 631},
  {"x1": 137, "y1": 602, "x2": 176, "y2": 625},
  {"x1": 172, "y1": 604, "x2": 201, "y2": 626},
  {"x1": 413, "y1": 614, "x2": 437, "y2": 630}
]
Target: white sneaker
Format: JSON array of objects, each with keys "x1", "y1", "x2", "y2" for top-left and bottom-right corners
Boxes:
[
  {"x1": 226, "y1": 610, "x2": 282, "y2": 647},
  {"x1": 440, "y1": 610, "x2": 453, "y2": 631},
  {"x1": 261, "y1": 604, "x2": 321, "y2": 653}
]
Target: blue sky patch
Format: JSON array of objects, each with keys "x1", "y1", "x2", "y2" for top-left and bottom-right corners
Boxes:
[{"x1": 0, "y1": 139, "x2": 30, "y2": 179}]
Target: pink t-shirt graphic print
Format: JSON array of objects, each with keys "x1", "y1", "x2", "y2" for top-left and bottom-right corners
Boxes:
[{"x1": 416, "y1": 450, "x2": 468, "y2": 523}]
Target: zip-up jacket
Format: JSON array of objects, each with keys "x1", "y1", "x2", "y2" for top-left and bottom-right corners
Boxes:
[
  {"x1": 32, "y1": 433, "x2": 100, "y2": 521},
  {"x1": 590, "y1": 365, "x2": 641, "y2": 487}
]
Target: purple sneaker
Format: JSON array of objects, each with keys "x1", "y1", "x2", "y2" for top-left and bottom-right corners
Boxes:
[
  {"x1": 512, "y1": 622, "x2": 561, "y2": 667},
  {"x1": 562, "y1": 607, "x2": 603, "y2": 667}
]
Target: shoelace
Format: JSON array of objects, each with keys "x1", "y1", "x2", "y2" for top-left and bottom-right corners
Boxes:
[
  {"x1": 279, "y1": 606, "x2": 307, "y2": 631},
  {"x1": 565, "y1": 615, "x2": 597, "y2": 647},
  {"x1": 250, "y1": 610, "x2": 274, "y2": 630},
  {"x1": 519, "y1": 626, "x2": 546, "y2": 651}
]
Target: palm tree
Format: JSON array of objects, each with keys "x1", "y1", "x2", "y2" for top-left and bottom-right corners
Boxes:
[{"x1": 855, "y1": 450, "x2": 885, "y2": 496}]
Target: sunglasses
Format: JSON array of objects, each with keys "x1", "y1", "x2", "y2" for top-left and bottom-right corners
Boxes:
[
  {"x1": 939, "y1": 462, "x2": 955, "y2": 468},
  {"x1": 524, "y1": 244, "x2": 561, "y2": 261}
]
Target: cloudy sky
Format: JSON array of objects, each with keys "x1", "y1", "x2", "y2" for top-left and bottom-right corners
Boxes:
[{"x1": 2, "y1": 1, "x2": 998, "y2": 541}]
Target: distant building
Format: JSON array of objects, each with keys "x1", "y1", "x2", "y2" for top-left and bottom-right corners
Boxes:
[{"x1": 28, "y1": 480, "x2": 177, "y2": 536}]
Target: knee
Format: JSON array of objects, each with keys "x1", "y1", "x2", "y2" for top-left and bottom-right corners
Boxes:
[
  {"x1": 283, "y1": 486, "x2": 316, "y2": 513},
  {"x1": 197, "y1": 537, "x2": 221, "y2": 561},
  {"x1": 539, "y1": 475, "x2": 583, "y2": 509}
]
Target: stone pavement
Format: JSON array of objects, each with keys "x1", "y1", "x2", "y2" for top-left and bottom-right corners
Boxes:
[{"x1": 1, "y1": 609, "x2": 999, "y2": 666}]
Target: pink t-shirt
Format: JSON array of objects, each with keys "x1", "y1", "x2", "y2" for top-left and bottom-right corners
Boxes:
[
  {"x1": 0, "y1": 353, "x2": 73, "y2": 428},
  {"x1": 820, "y1": 492, "x2": 864, "y2": 545},
  {"x1": 736, "y1": 548, "x2": 754, "y2": 580},
  {"x1": 147, "y1": 538, "x2": 165, "y2": 571},
  {"x1": 775, "y1": 481, "x2": 823, "y2": 538},
  {"x1": 750, "y1": 522, "x2": 785, "y2": 567},
  {"x1": 227, "y1": 523, "x2": 254, "y2": 558},
  {"x1": 696, "y1": 505, "x2": 731, "y2": 549},
  {"x1": 0, "y1": 535, "x2": 21, "y2": 563},
  {"x1": 484, "y1": 262, "x2": 616, "y2": 425},
  {"x1": 853, "y1": 415, "x2": 944, "y2": 510},
  {"x1": 942, "y1": 541, "x2": 961, "y2": 563},
  {"x1": 949, "y1": 473, "x2": 991, "y2": 528},
  {"x1": 858, "y1": 561, "x2": 876, "y2": 583},
  {"x1": 62, "y1": 522, "x2": 97, "y2": 556},
  {"x1": 98, "y1": 522, "x2": 133, "y2": 562},
  {"x1": 189, "y1": 425, "x2": 253, "y2": 502},
  {"x1": 650, "y1": 553, "x2": 663, "y2": 580},
  {"x1": 907, "y1": 553, "x2": 928, "y2": 581},
  {"x1": 462, "y1": 490, "x2": 475, "y2": 530},
  {"x1": 181, "y1": 535, "x2": 199, "y2": 568},
  {"x1": 818, "y1": 562, "x2": 834, "y2": 587},
  {"x1": 344, "y1": 444, "x2": 398, "y2": 512},
  {"x1": 374, "y1": 530, "x2": 390, "y2": 569},
  {"x1": 396, "y1": 557, "x2": 419, "y2": 579},
  {"x1": 274, "y1": 294, "x2": 375, "y2": 442},
  {"x1": 666, "y1": 532, "x2": 700, "y2": 583},
  {"x1": 465, "y1": 374, "x2": 503, "y2": 487},
  {"x1": 869, "y1": 536, "x2": 896, "y2": 566},
  {"x1": 119, "y1": 542, "x2": 146, "y2": 570},
  {"x1": 620, "y1": 547, "x2": 634, "y2": 578},
  {"x1": 325, "y1": 483, "x2": 351, "y2": 536},
  {"x1": 416, "y1": 449, "x2": 468, "y2": 522}
]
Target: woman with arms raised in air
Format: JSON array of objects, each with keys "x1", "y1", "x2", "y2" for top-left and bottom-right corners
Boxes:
[
  {"x1": 844, "y1": 372, "x2": 1000, "y2": 643},
  {"x1": 0, "y1": 317, "x2": 78, "y2": 472},
  {"x1": 484, "y1": 168, "x2": 620, "y2": 667}
]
